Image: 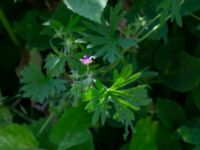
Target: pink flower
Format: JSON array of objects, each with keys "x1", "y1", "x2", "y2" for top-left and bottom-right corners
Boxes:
[{"x1": 80, "y1": 55, "x2": 95, "y2": 65}]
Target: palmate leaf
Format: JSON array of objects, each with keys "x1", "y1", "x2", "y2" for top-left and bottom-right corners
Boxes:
[
  {"x1": 158, "y1": 0, "x2": 183, "y2": 26},
  {"x1": 20, "y1": 64, "x2": 66, "y2": 103},
  {"x1": 83, "y1": 65, "x2": 151, "y2": 138},
  {"x1": 83, "y1": 3, "x2": 136, "y2": 63}
]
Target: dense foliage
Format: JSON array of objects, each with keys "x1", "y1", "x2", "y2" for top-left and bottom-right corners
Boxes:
[{"x1": 0, "y1": 0, "x2": 200, "y2": 149}]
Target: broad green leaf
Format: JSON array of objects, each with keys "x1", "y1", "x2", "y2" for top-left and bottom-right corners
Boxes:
[
  {"x1": 49, "y1": 105, "x2": 92, "y2": 145},
  {"x1": 120, "y1": 144, "x2": 129, "y2": 150},
  {"x1": 63, "y1": 0, "x2": 108, "y2": 23},
  {"x1": 156, "y1": 125, "x2": 181, "y2": 150},
  {"x1": 155, "y1": 35, "x2": 184, "y2": 73},
  {"x1": 185, "y1": 95, "x2": 200, "y2": 118},
  {"x1": 161, "y1": 52, "x2": 200, "y2": 92},
  {"x1": 177, "y1": 118, "x2": 200, "y2": 145},
  {"x1": 20, "y1": 64, "x2": 66, "y2": 103},
  {"x1": 28, "y1": 118, "x2": 56, "y2": 150},
  {"x1": 57, "y1": 129, "x2": 93, "y2": 150},
  {"x1": 129, "y1": 116, "x2": 159, "y2": 150},
  {"x1": 155, "y1": 36, "x2": 200, "y2": 92},
  {"x1": 156, "y1": 98, "x2": 185, "y2": 129},
  {"x1": 192, "y1": 87, "x2": 200, "y2": 110},
  {"x1": 67, "y1": 135, "x2": 94, "y2": 150},
  {"x1": 0, "y1": 124, "x2": 38, "y2": 149}
]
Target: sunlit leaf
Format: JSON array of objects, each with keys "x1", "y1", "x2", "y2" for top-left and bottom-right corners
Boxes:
[{"x1": 63, "y1": 0, "x2": 108, "y2": 23}]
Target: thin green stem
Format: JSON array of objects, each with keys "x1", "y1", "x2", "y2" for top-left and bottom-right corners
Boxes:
[
  {"x1": 190, "y1": 13, "x2": 200, "y2": 22},
  {"x1": 136, "y1": 25, "x2": 160, "y2": 43},
  {"x1": 137, "y1": 15, "x2": 171, "y2": 43},
  {"x1": 0, "y1": 6, "x2": 21, "y2": 48},
  {"x1": 135, "y1": 14, "x2": 161, "y2": 38},
  {"x1": 87, "y1": 64, "x2": 90, "y2": 75},
  {"x1": 36, "y1": 113, "x2": 54, "y2": 137}
]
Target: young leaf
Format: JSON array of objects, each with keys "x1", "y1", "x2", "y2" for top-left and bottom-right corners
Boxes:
[{"x1": 83, "y1": 66, "x2": 151, "y2": 136}]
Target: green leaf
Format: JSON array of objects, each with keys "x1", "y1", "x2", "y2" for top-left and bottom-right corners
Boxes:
[
  {"x1": 181, "y1": 0, "x2": 200, "y2": 16},
  {"x1": 113, "y1": 100, "x2": 135, "y2": 139},
  {"x1": 149, "y1": 23, "x2": 168, "y2": 42},
  {"x1": 171, "y1": 0, "x2": 183, "y2": 26},
  {"x1": 14, "y1": 10, "x2": 50, "y2": 50},
  {"x1": 192, "y1": 87, "x2": 200, "y2": 110},
  {"x1": 82, "y1": 3, "x2": 133, "y2": 63},
  {"x1": 83, "y1": 66, "x2": 151, "y2": 139},
  {"x1": 112, "y1": 72, "x2": 141, "y2": 89},
  {"x1": 193, "y1": 146, "x2": 200, "y2": 150},
  {"x1": 20, "y1": 64, "x2": 66, "y2": 103},
  {"x1": 158, "y1": 0, "x2": 183, "y2": 26},
  {"x1": 0, "y1": 124, "x2": 38, "y2": 149},
  {"x1": 49, "y1": 105, "x2": 92, "y2": 145},
  {"x1": 155, "y1": 36, "x2": 200, "y2": 92},
  {"x1": 45, "y1": 53, "x2": 66, "y2": 77},
  {"x1": 161, "y1": 52, "x2": 200, "y2": 92},
  {"x1": 67, "y1": 137, "x2": 94, "y2": 150},
  {"x1": 156, "y1": 98, "x2": 185, "y2": 129},
  {"x1": 177, "y1": 117, "x2": 200, "y2": 145},
  {"x1": 156, "y1": 125, "x2": 181, "y2": 150},
  {"x1": 129, "y1": 116, "x2": 159, "y2": 150},
  {"x1": 63, "y1": 0, "x2": 108, "y2": 23},
  {"x1": 57, "y1": 129, "x2": 93, "y2": 150},
  {"x1": 0, "y1": 91, "x2": 6, "y2": 105},
  {"x1": 28, "y1": 118, "x2": 56, "y2": 150},
  {"x1": 0, "y1": 106, "x2": 12, "y2": 126},
  {"x1": 111, "y1": 65, "x2": 141, "y2": 89},
  {"x1": 197, "y1": 24, "x2": 200, "y2": 30}
]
